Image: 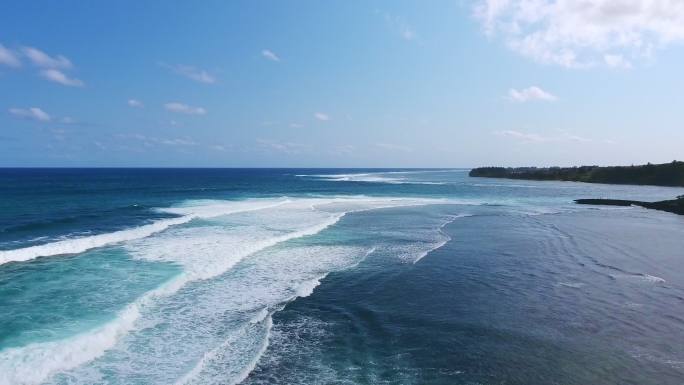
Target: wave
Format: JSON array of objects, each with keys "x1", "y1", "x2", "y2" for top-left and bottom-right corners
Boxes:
[
  {"x1": 296, "y1": 172, "x2": 448, "y2": 185},
  {"x1": 0, "y1": 274, "x2": 186, "y2": 385},
  {"x1": 176, "y1": 276, "x2": 329, "y2": 385},
  {"x1": 0, "y1": 199, "x2": 290, "y2": 266},
  {"x1": 2, "y1": 215, "x2": 341, "y2": 385},
  {"x1": 0, "y1": 216, "x2": 191, "y2": 266},
  {"x1": 4, "y1": 196, "x2": 450, "y2": 384},
  {"x1": 412, "y1": 214, "x2": 472, "y2": 264},
  {"x1": 0, "y1": 196, "x2": 452, "y2": 266},
  {"x1": 175, "y1": 310, "x2": 274, "y2": 385},
  {"x1": 172, "y1": 245, "x2": 381, "y2": 385}
]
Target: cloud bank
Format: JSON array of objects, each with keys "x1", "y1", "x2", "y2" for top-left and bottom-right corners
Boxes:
[{"x1": 474, "y1": 0, "x2": 684, "y2": 68}]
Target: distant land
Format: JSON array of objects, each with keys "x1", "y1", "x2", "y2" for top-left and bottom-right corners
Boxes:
[{"x1": 469, "y1": 161, "x2": 684, "y2": 187}]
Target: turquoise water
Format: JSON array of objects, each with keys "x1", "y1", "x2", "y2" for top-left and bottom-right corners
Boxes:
[{"x1": 1, "y1": 169, "x2": 683, "y2": 384}]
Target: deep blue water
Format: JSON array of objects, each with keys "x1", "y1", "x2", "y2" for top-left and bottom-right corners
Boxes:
[{"x1": 1, "y1": 168, "x2": 683, "y2": 384}]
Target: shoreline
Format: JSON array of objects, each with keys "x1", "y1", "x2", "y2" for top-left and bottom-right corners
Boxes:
[{"x1": 469, "y1": 161, "x2": 684, "y2": 188}]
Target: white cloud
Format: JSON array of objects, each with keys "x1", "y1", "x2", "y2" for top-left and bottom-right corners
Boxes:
[
  {"x1": 289, "y1": 123, "x2": 304, "y2": 128},
  {"x1": 19, "y1": 46, "x2": 84, "y2": 86},
  {"x1": 495, "y1": 129, "x2": 594, "y2": 143},
  {"x1": 495, "y1": 130, "x2": 547, "y2": 142},
  {"x1": 8, "y1": 107, "x2": 51, "y2": 122},
  {"x1": 160, "y1": 138, "x2": 197, "y2": 146},
  {"x1": 40, "y1": 69, "x2": 84, "y2": 87},
  {"x1": 375, "y1": 142, "x2": 413, "y2": 152},
  {"x1": 604, "y1": 53, "x2": 632, "y2": 68},
  {"x1": 0, "y1": 44, "x2": 21, "y2": 67},
  {"x1": 314, "y1": 112, "x2": 330, "y2": 121},
  {"x1": 22, "y1": 47, "x2": 72, "y2": 69},
  {"x1": 163, "y1": 63, "x2": 216, "y2": 84},
  {"x1": 210, "y1": 144, "x2": 227, "y2": 151},
  {"x1": 261, "y1": 49, "x2": 280, "y2": 62},
  {"x1": 508, "y1": 86, "x2": 557, "y2": 102},
  {"x1": 474, "y1": 0, "x2": 684, "y2": 68},
  {"x1": 164, "y1": 102, "x2": 207, "y2": 115},
  {"x1": 118, "y1": 133, "x2": 199, "y2": 147},
  {"x1": 128, "y1": 99, "x2": 144, "y2": 108},
  {"x1": 257, "y1": 139, "x2": 305, "y2": 154},
  {"x1": 60, "y1": 116, "x2": 76, "y2": 124}
]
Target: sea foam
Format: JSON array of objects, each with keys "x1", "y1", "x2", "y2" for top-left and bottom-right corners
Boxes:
[
  {"x1": 4, "y1": 196, "x2": 450, "y2": 385},
  {"x1": 0, "y1": 199, "x2": 290, "y2": 265}
]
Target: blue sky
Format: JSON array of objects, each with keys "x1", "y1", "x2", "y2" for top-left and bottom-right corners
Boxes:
[{"x1": 1, "y1": 0, "x2": 683, "y2": 167}]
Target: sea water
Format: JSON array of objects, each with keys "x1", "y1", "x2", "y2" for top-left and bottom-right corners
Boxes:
[{"x1": 1, "y1": 168, "x2": 683, "y2": 384}]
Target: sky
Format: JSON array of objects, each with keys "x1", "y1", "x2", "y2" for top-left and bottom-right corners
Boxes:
[{"x1": 1, "y1": 0, "x2": 684, "y2": 167}]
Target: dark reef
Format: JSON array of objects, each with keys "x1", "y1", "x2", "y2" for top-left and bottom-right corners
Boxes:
[
  {"x1": 469, "y1": 161, "x2": 684, "y2": 187},
  {"x1": 575, "y1": 197, "x2": 684, "y2": 216}
]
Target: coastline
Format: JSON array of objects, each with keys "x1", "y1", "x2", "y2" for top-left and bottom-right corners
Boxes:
[{"x1": 469, "y1": 161, "x2": 684, "y2": 187}]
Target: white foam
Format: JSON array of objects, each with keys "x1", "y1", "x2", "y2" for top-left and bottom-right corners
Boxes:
[
  {"x1": 176, "y1": 277, "x2": 328, "y2": 385},
  {"x1": 0, "y1": 216, "x2": 191, "y2": 265},
  {"x1": 176, "y1": 314, "x2": 274, "y2": 385},
  {"x1": 0, "y1": 275, "x2": 186, "y2": 385},
  {"x1": 412, "y1": 214, "x2": 471, "y2": 264},
  {"x1": 10, "y1": 212, "x2": 342, "y2": 384},
  {"x1": 156, "y1": 198, "x2": 289, "y2": 218},
  {"x1": 0, "y1": 198, "x2": 291, "y2": 266},
  {"x1": 162, "y1": 246, "x2": 373, "y2": 385},
  {"x1": 611, "y1": 273, "x2": 666, "y2": 284},
  {"x1": 7, "y1": 196, "x2": 454, "y2": 384},
  {"x1": 557, "y1": 282, "x2": 586, "y2": 289},
  {"x1": 297, "y1": 172, "x2": 447, "y2": 185},
  {"x1": 127, "y1": 211, "x2": 345, "y2": 281},
  {"x1": 228, "y1": 316, "x2": 272, "y2": 385},
  {"x1": 640, "y1": 274, "x2": 666, "y2": 283},
  {"x1": 293, "y1": 276, "x2": 322, "y2": 298}
]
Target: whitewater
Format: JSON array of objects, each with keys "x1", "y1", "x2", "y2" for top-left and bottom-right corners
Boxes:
[
  {"x1": 0, "y1": 195, "x2": 459, "y2": 385},
  {"x1": 4, "y1": 168, "x2": 683, "y2": 385}
]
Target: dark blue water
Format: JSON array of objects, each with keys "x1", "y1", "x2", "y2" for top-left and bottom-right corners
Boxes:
[{"x1": 1, "y1": 169, "x2": 683, "y2": 384}]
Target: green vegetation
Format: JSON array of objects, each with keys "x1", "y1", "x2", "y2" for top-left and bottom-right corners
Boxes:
[{"x1": 469, "y1": 161, "x2": 684, "y2": 187}]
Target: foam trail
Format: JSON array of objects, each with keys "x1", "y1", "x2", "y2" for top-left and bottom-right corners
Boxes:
[
  {"x1": 0, "y1": 199, "x2": 289, "y2": 265},
  {"x1": 611, "y1": 273, "x2": 666, "y2": 283},
  {"x1": 176, "y1": 313, "x2": 274, "y2": 385},
  {"x1": 297, "y1": 172, "x2": 447, "y2": 185},
  {"x1": 176, "y1": 276, "x2": 333, "y2": 385},
  {"x1": 129, "y1": 211, "x2": 346, "y2": 281},
  {"x1": 1, "y1": 203, "x2": 347, "y2": 385},
  {"x1": 229, "y1": 316, "x2": 272, "y2": 385},
  {"x1": 2, "y1": 216, "x2": 341, "y2": 385},
  {"x1": 0, "y1": 216, "x2": 190, "y2": 265},
  {"x1": 413, "y1": 214, "x2": 472, "y2": 264},
  {"x1": 0, "y1": 274, "x2": 186, "y2": 385},
  {"x1": 5, "y1": 196, "x2": 451, "y2": 384},
  {"x1": 176, "y1": 246, "x2": 380, "y2": 385}
]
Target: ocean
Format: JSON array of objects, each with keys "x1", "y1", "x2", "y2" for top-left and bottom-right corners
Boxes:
[{"x1": 1, "y1": 168, "x2": 683, "y2": 385}]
